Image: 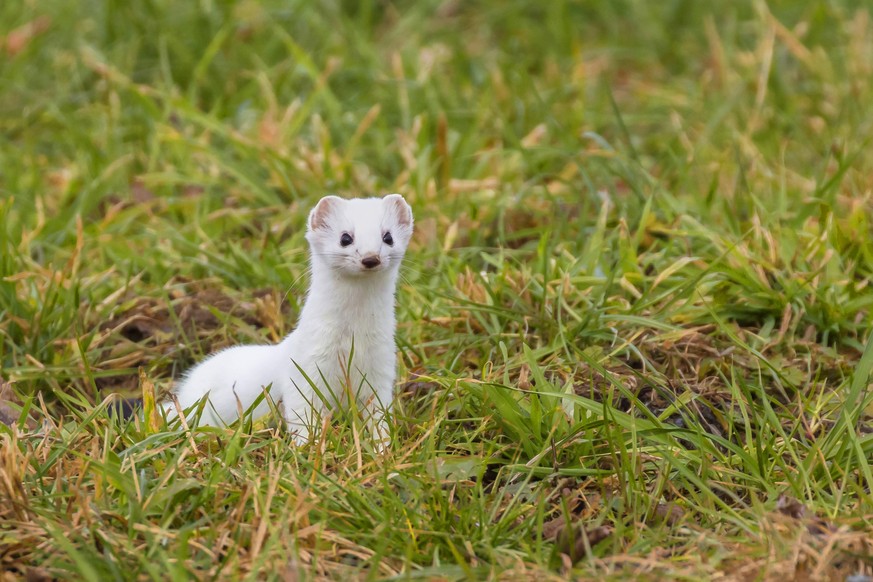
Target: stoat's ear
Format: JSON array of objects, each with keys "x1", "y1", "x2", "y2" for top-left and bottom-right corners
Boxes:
[
  {"x1": 384, "y1": 194, "x2": 413, "y2": 228},
  {"x1": 309, "y1": 195, "x2": 343, "y2": 231}
]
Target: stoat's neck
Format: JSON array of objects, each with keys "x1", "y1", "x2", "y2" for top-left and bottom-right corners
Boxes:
[{"x1": 294, "y1": 261, "x2": 399, "y2": 335}]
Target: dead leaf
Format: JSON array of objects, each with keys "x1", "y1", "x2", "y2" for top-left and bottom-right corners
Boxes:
[
  {"x1": 538, "y1": 487, "x2": 610, "y2": 564},
  {"x1": 24, "y1": 567, "x2": 53, "y2": 582},
  {"x1": 130, "y1": 179, "x2": 156, "y2": 204},
  {"x1": 182, "y1": 184, "x2": 204, "y2": 198},
  {"x1": 775, "y1": 492, "x2": 836, "y2": 536},
  {"x1": 399, "y1": 380, "x2": 439, "y2": 397},
  {"x1": 3, "y1": 16, "x2": 51, "y2": 57},
  {"x1": 776, "y1": 493, "x2": 806, "y2": 519},
  {"x1": 521, "y1": 123, "x2": 547, "y2": 148},
  {"x1": 517, "y1": 363, "x2": 531, "y2": 390},
  {"x1": 0, "y1": 378, "x2": 19, "y2": 427},
  {"x1": 541, "y1": 487, "x2": 584, "y2": 539},
  {"x1": 0, "y1": 378, "x2": 35, "y2": 429},
  {"x1": 653, "y1": 502, "x2": 685, "y2": 526},
  {"x1": 555, "y1": 524, "x2": 613, "y2": 564},
  {"x1": 541, "y1": 514, "x2": 568, "y2": 541},
  {"x1": 139, "y1": 368, "x2": 161, "y2": 433}
]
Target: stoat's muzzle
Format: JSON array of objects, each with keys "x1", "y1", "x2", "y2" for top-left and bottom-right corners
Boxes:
[{"x1": 361, "y1": 255, "x2": 382, "y2": 269}]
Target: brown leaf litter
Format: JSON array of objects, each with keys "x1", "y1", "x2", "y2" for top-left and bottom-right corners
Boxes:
[
  {"x1": 775, "y1": 493, "x2": 837, "y2": 537},
  {"x1": 93, "y1": 279, "x2": 289, "y2": 394},
  {"x1": 2, "y1": 16, "x2": 51, "y2": 57},
  {"x1": 538, "y1": 483, "x2": 613, "y2": 565},
  {"x1": 0, "y1": 378, "x2": 36, "y2": 430},
  {"x1": 758, "y1": 492, "x2": 873, "y2": 581}
]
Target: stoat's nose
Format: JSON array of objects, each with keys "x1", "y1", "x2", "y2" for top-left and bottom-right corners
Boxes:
[{"x1": 361, "y1": 255, "x2": 381, "y2": 269}]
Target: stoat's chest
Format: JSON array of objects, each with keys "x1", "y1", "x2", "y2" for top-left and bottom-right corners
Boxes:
[
  {"x1": 313, "y1": 315, "x2": 393, "y2": 369},
  {"x1": 286, "y1": 308, "x2": 395, "y2": 396}
]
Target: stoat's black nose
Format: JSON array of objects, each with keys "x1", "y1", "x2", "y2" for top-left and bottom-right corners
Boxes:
[{"x1": 361, "y1": 256, "x2": 381, "y2": 269}]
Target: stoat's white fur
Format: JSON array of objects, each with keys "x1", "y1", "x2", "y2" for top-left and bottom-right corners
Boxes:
[{"x1": 162, "y1": 194, "x2": 413, "y2": 444}]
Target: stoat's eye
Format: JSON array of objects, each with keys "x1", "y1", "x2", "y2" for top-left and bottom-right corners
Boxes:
[
  {"x1": 382, "y1": 232, "x2": 394, "y2": 246},
  {"x1": 340, "y1": 233, "x2": 354, "y2": 247}
]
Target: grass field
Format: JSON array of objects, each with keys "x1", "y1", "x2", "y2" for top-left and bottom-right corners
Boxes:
[{"x1": 2, "y1": 0, "x2": 873, "y2": 579}]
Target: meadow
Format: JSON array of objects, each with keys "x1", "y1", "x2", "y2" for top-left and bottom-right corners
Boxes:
[{"x1": 1, "y1": 0, "x2": 872, "y2": 579}]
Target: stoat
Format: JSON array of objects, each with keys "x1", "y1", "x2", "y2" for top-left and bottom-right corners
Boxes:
[{"x1": 162, "y1": 194, "x2": 414, "y2": 445}]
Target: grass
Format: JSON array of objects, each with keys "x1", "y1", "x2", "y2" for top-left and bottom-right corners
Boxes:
[{"x1": 1, "y1": 0, "x2": 872, "y2": 579}]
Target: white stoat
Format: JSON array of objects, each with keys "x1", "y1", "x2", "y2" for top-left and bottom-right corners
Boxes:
[{"x1": 162, "y1": 194, "x2": 414, "y2": 444}]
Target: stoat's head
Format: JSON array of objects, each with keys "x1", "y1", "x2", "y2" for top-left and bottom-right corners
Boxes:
[{"x1": 305, "y1": 194, "x2": 414, "y2": 276}]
